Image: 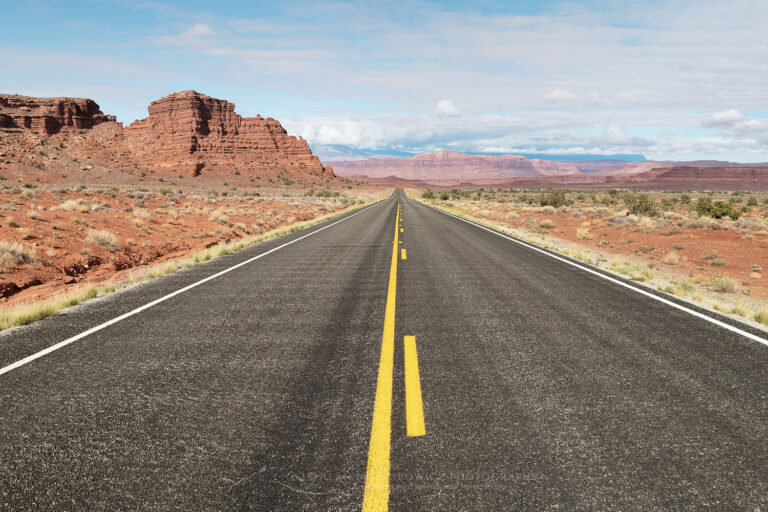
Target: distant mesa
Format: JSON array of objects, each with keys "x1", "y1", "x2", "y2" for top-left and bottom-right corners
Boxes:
[
  {"x1": 330, "y1": 149, "x2": 768, "y2": 190},
  {"x1": 0, "y1": 90, "x2": 333, "y2": 181},
  {"x1": 0, "y1": 94, "x2": 116, "y2": 135},
  {"x1": 331, "y1": 149, "x2": 594, "y2": 180}
]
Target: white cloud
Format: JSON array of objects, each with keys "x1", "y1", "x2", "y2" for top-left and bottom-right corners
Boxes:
[
  {"x1": 184, "y1": 23, "x2": 214, "y2": 37},
  {"x1": 702, "y1": 109, "x2": 763, "y2": 135},
  {"x1": 545, "y1": 89, "x2": 578, "y2": 101},
  {"x1": 435, "y1": 100, "x2": 461, "y2": 118},
  {"x1": 149, "y1": 23, "x2": 215, "y2": 46},
  {"x1": 600, "y1": 125, "x2": 631, "y2": 145}
]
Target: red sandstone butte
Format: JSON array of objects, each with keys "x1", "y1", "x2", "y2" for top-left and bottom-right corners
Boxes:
[
  {"x1": 124, "y1": 90, "x2": 334, "y2": 178},
  {"x1": 0, "y1": 94, "x2": 116, "y2": 135}
]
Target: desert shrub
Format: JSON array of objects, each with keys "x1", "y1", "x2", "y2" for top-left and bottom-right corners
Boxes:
[
  {"x1": 694, "y1": 198, "x2": 741, "y2": 220},
  {"x1": 624, "y1": 194, "x2": 658, "y2": 217},
  {"x1": 85, "y1": 229, "x2": 121, "y2": 251},
  {"x1": 747, "y1": 196, "x2": 758, "y2": 206},
  {"x1": 0, "y1": 240, "x2": 34, "y2": 267},
  {"x1": 538, "y1": 189, "x2": 569, "y2": 208},
  {"x1": 422, "y1": 190, "x2": 435, "y2": 199},
  {"x1": 539, "y1": 219, "x2": 556, "y2": 229},
  {"x1": 679, "y1": 194, "x2": 691, "y2": 205},
  {"x1": 711, "y1": 275, "x2": 736, "y2": 293},
  {"x1": 662, "y1": 250, "x2": 687, "y2": 265},
  {"x1": 539, "y1": 205, "x2": 556, "y2": 214},
  {"x1": 57, "y1": 198, "x2": 90, "y2": 212},
  {"x1": 209, "y1": 209, "x2": 229, "y2": 225},
  {"x1": 439, "y1": 191, "x2": 450, "y2": 201}
]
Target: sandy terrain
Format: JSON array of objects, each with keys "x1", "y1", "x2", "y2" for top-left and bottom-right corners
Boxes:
[{"x1": 0, "y1": 183, "x2": 382, "y2": 308}]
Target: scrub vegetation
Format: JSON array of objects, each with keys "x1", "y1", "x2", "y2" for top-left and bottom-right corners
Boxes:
[{"x1": 413, "y1": 186, "x2": 768, "y2": 329}]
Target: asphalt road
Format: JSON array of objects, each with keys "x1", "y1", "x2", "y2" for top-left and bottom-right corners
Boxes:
[{"x1": 1, "y1": 189, "x2": 767, "y2": 510}]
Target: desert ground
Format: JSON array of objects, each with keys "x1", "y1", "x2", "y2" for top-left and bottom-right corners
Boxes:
[
  {"x1": 0, "y1": 179, "x2": 383, "y2": 322},
  {"x1": 414, "y1": 187, "x2": 768, "y2": 327}
]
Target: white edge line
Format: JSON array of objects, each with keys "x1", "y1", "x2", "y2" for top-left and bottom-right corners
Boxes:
[
  {"x1": 418, "y1": 199, "x2": 768, "y2": 347},
  {"x1": 0, "y1": 199, "x2": 390, "y2": 377}
]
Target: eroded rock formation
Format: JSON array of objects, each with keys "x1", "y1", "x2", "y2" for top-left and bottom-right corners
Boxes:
[
  {"x1": 124, "y1": 90, "x2": 333, "y2": 177},
  {"x1": 0, "y1": 94, "x2": 116, "y2": 135}
]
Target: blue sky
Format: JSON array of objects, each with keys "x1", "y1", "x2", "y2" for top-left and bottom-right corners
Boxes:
[{"x1": 2, "y1": 0, "x2": 768, "y2": 161}]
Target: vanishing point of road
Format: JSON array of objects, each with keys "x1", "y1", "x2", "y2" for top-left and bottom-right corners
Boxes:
[{"x1": 1, "y1": 189, "x2": 767, "y2": 510}]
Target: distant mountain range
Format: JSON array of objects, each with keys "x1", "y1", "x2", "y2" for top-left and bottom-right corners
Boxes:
[
  {"x1": 311, "y1": 144, "x2": 647, "y2": 162},
  {"x1": 328, "y1": 149, "x2": 768, "y2": 190}
]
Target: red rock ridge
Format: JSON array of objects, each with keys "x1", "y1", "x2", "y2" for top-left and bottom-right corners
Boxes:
[
  {"x1": 124, "y1": 90, "x2": 334, "y2": 177},
  {"x1": 0, "y1": 94, "x2": 116, "y2": 135},
  {"x1": 331, "y1": 149, "x2": 579, "y2": 180}
]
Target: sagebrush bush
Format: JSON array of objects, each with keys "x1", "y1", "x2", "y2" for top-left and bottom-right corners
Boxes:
[
  {"x1": 624, "y1": 194, "x2": 658, "y2": 217},
  {"x1": 711, "y1": 275, "x2": 736, "y2": 293},
  {"x1": 539, "y1": 219, "x2": 556, "y2": 229},
  {"x1": 538, "y1": 189, "x2": 569, "y2": 208},
  {"x1": 0, "y1": 240, "x2": 34, "y2": 267},
  {"x1": 695, "y1": 198, "x2": 741, "y2": 220},
  {"x1": 85, "y1": 229, "x2": 121, "y2": 251},
  {"x1": 209, "y1": 209, "x2": 229, "y2": 225}
]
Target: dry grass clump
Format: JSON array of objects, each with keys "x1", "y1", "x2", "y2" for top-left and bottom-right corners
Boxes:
[
  {"x1": 209, "y1": 208, "x2": 229, "y2": 225},
  {"x1": 5, "y1": 216, "x2": 19, "y2": 227},
  {"x1": 576, "y1": 226, "x2": 593, "y2": 240},
  {"x1": 611, "y1": 261, "x2": 654, "y2": 282},
  {"x1": 711, "y1": 275, "x2": 737, "y2": 293},
  {"x1": 607, "y1": 213, "x2": 639, "y2": 226},
  {"x1": 26, "y1": 210, "x2": 40, "y2": 220},
  {"x1": 57, "y1": 198, "x2": 90, "y2": 212},
  {"x1": 662, "y1": 250, "x2": 687, "y2": 265},
  {"x1": 85, "y1": 229, "x2": 121, "y2": 251},
  {"x1": 704, "y1": 249, "x2": 727, "y2": 267},
  {"x1": 132, "y1": 208, "x2": 151, "y2": 219},
  {"x1": 634, "y1": 217, "x2": 657, "y2": 232},
  {"x1": 539, "y1": 219, "x2": 556, "y2": 229},
  {"x1": 0, "y1": 240, "x2": 34, "y2": 267}
]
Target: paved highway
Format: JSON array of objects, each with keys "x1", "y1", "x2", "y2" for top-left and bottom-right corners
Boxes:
[{"x1": 1, "y1": 189, "x2": 767, "y2": 510}]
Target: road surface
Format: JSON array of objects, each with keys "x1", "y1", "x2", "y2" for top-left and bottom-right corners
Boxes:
[{"x1": 1, "y1": 189, "x2": 767, "y2": 510}]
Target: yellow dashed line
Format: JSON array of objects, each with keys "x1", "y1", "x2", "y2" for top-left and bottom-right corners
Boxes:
[
  {"x1": 404, "y1": 336, "x2": 426, "y2": 437},
  {"x1": 401, "y1": 249, "x2": 407, "y2": 260}
]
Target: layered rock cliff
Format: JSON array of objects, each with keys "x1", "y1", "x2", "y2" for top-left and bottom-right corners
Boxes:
[
  {"x1": 331, "y1": 149, "x2": 577, "y2": 180},
  {"x1": 124, "y1": 90, "x2": 333, "y2": 177},
  {"x1": 0, "y1": 94, "x2": 116, "y2": 135}
]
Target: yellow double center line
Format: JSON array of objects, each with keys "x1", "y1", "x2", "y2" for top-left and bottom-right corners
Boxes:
[
  {"x1": 362, "y1": 200, "x2": 427, "y2": 511},
  {"x1": 361, "y1": 202, "x2": 401, "y2": 511}
]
